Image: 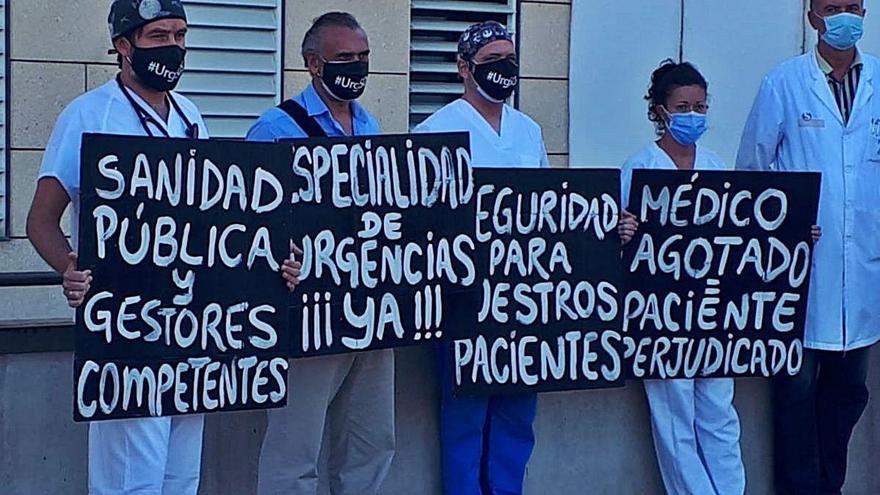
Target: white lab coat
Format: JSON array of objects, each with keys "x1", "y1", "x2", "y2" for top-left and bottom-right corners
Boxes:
[
  {"x1": 622, "y1": 143, "x2": 745, "y2": 495},
  {"x1": 736, "y1": 50, "x2": 880, "y2": 351},
  {"x1": 39, "y1": 79, "x2": 208, "y2": 495}
]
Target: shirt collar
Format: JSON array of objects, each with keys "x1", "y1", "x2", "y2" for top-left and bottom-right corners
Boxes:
[
  {"x1": 301, "y1": 81, "x2": 371, "y2": 125},
  {"x1": 816, "y1": 47, "x2": 863, "y2": 75},
  {"x1": 114, "y1": 77, "x2": 174, "y2": 135}
]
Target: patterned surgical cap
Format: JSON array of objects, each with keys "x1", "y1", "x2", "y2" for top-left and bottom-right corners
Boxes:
[{"x1": 457, "y1": 21, "x2": 512, "y2": 62}]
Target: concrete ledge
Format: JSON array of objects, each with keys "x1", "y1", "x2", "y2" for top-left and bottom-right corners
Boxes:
[{"x1": 1, "y1": 347, "x2": 878, "y2": 494}]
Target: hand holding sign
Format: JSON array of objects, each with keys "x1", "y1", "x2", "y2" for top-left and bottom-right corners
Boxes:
[
  {"x1": 282, "y1": 241, "x2": 304, "y2": 291},
  {"x1": 811, "y1": 225, "x2": 822, "y2": 244},
  {"x1": 618, "y1": 209, "x2": 639, "y2": 245},
  {"x1": 63, "y1": 252, "x2": 93, "y2": 308}
]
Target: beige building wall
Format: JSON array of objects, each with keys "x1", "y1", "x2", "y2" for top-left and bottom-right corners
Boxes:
[
  {"x1": 0, "y1": 0, "x2": 116, "y2": 325},
  {"x1": 0, "y1": 0, "x2": 570, "y2": 320},
  {"x1": 519, "y1": 0, "x2": 570, "y2": 168}
]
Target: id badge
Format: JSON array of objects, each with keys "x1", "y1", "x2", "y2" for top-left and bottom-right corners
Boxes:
[{"x1": 799, "y1": 112, "x2": 825, "y2": 128}]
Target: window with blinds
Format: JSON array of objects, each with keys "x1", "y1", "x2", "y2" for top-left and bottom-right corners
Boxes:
[
  {"x1": 409, "y1": 0, "x2": 516, "y2": 129},
  {"x1": 178, "y1": 0, "x2": 282, "y2": 139},
  {"x1": 0, "y1": 1, "x2": 7, "y2": 239}
]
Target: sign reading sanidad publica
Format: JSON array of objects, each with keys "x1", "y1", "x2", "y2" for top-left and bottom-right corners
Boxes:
[{"x1": 75, "y1": 134, "x2": 293, "y2": 421}]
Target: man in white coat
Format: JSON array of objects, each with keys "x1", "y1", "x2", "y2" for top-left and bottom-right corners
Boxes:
[{"x1": 736, "y1": 1, "x2": 879, "y2": 493}]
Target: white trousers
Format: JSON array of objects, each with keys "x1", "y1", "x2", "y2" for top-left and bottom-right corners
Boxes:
[
  {"x1": 88, "y1": 415, "x2": 204, "y2": 495},
  {"x1": 257, "y1": 349, "x2": 396, "y2": 495},
  {"x1": 644, "y1": 378, "x2": 745, "y2": 495}
]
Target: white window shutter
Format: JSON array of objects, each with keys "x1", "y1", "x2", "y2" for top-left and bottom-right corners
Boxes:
[
  {"x1": 409, "y1": 0, "x2": 516, "y2": 129},
  {"x1": 179, "y1": 0, "x2": 282, "y2": 139}
]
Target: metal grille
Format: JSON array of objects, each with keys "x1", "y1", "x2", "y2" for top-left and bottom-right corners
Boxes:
[
  {"x1": 179, "y1": 0, "x2": 282, "y2": 138},
  {"x1": 409, "y1": 0, "x2": 516, "y2": 129}
]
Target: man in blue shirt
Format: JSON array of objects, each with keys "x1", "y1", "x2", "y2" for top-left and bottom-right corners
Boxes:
[{"x1": 247, "y1": 12, "x2": 394, "y2": 495}]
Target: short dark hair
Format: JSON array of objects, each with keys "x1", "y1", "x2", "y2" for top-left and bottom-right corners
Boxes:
[
  {"x1": 301, "y1": 12, "x2": 362, "y2": 66},
  {"x1": 645, "y1": 59, "x2": 708, "y2": 134},
  {"x1": 114, "y1": 28, "x2": 143, "y2": 68}
]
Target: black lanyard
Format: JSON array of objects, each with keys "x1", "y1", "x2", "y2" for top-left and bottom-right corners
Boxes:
[{"x1": 115, "y1": 75, "x2": 199, "y2": 139}]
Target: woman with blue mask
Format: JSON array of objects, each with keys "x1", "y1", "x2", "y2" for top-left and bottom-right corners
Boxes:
[{"x1": 617, "y1": 60, "x2": 747, "y2": 495}]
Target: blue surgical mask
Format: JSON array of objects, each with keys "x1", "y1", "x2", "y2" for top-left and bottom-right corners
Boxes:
[
  {"x1": 821, "y1": 12, "x2": 864, "y2": 50},
  {"x1": 666, "y1": 111, "x2": 708, "y2": 145}
]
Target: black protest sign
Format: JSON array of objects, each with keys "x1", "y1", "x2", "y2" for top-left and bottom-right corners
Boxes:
[
  {"x1": 284, "y1": 132, "x2": 478, "y2": 357},
  {"x1": 622, "y1": 170, "x2": 820, "y2": 379},
  {"x1": 449, "y1": 168, "x2": 625, "y2": 395},
  {"x1": 75, "y1": 134, "x2": 292, "y2": 421}
]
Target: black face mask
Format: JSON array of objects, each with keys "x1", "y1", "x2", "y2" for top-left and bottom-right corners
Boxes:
[
  {"x1": 129, "y1": 43, "x2": 186, "y2": 92},
  {"x1": 470, "y1": 58, "x2": 519, "y2": 103},
  {"x1": 320, "y1": 59, "x2": 369, "y2": 101}
]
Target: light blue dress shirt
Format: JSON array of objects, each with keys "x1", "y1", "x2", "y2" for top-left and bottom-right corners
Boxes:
[{"x1": 247, "y1": 81, "x2": 380, "y2": 141}]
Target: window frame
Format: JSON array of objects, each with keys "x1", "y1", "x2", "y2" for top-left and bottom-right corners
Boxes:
[
  {"x1": 408, "y1": 0, "x2": 519, "y2": 129},
  {"x1": 178, "y1": 0, "x2": 284, "y2": 139}
]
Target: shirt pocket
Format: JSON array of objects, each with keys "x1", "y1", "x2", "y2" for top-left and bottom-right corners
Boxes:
[
  {"x1": 854, "y1": 207, "x2": 880, "y2": 262},
  {"x1": 853, "y1": 161, "x2": 880, "y2": 209},
  {"x1": 864, "y1": 117, "x2": 880, "y2": 163},
  {"x1": 866, "y1": 138, "x2": 880, "y2": 163}
]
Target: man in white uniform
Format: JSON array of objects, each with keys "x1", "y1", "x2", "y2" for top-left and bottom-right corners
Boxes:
[
  {"x1": 737, "y1": 1, "x2": 879, "y2": 493},
  {"x1": 415, "y1": 21, "x2": 548, "y2": 495},
  {"x1": 26, "y1": 1, "x2": 208, "y2": 493}
]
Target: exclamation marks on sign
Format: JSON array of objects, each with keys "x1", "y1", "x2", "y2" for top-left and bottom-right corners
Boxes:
[
  {"x1": 414, "y1": 285, "x2": 443, "y2": 341},
  {"x1": 301, "y1": 292, "x2": 333, "y2": 352}
]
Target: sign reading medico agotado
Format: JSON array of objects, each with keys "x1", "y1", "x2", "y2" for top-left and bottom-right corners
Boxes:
[{"x1": 622, "y1": 170, "x2": 821, "y2": 380}]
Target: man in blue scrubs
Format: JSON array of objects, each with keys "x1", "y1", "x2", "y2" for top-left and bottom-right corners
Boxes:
[{"x1": 415, "y1": 21, "x2": 549, "y2": 495}]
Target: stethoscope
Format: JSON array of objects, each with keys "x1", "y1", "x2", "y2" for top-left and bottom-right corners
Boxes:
[{"x1": 115, "y1": 74, "x2": 199, "y2": 139}]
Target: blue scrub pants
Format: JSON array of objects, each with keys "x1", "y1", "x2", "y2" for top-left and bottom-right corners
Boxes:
[{"x1": 437, "y1": 344, "x2": 537, "y2": 495}]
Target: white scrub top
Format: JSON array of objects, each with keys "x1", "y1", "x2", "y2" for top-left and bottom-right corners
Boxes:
[
  {"x1": 414, "y1": 99, "x2": 550, "y2": 168},
  {"x1": 620, "y1": 142, "x2": 728, "y2": 207},
  {"x1": 38, "y1": 78, "x2": 208, "y2": 247}
]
